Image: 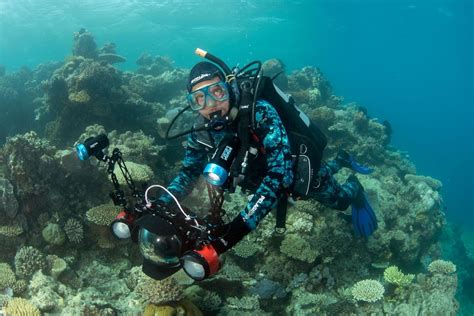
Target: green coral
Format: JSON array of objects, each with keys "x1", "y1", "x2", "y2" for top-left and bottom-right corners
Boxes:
[
  {"x1": 0, "y1": 262, "x2": 16, "y2": 289},
  {"x1": 14, "y1": 246, "x2": 47, "y2": 278},
  {"x1": 280, "y1": 233, "x2": 318, "y2": 263},
  {"x1": 383, "y1": 266, "x2": 415, "y2": 287},
  {"x1": 351, "y1": 279, "x2": 385, "y2": 302},
  {"x1": 86, "y1": 203, "x2": 122, "y2": 226},
  {"x1": 428, "y1": 260, "x2": 456, "y2": 275},
  {"x1": 42, "y1": 223, "x2": 66, "y2": 245},
  {"x1": 232, "y1": 239, "x2": 262, "y2": 258}
]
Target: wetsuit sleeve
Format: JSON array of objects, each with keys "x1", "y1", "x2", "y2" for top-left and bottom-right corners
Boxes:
[
  {"x1": 240, "y1": 101, "x2": 294, "y2": 229},
  {"x1": 159, "y1": 132, "x2": 207, "y2": 203}
]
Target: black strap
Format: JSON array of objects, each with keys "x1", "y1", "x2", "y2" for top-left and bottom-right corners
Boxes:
[
  {"x1": 275, "y1": 194, "x2": 288, "y2": 234},
  {"x1": 206, "y1": 183, "x2": 225, "y2": 225},
  {"x1": 231, "y1": 80, "x2": 254, "y2": 177}
]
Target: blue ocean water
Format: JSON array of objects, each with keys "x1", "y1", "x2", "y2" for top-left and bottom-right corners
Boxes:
[{"x1": 1, "y1": 0, "x2": 472, "y2": 227}]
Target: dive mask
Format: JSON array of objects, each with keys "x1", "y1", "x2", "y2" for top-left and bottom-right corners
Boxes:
[{"x1": 187, "y1": 81, "x2": 229, "y2": 111}]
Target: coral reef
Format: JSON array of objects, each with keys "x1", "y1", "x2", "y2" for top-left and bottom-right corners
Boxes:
[{"x1": 0, "y1": 32, "x2": 459, "y2": 314}]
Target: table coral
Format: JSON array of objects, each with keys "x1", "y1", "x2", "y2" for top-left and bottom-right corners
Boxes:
[{"x1": 351, "y1": 279, "x2": 385, "y2": 302}]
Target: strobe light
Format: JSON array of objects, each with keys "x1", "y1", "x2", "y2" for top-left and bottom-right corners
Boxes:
[
  {"x1": 110, "y1": 211, "x2": 134, "y2": 239},
  {"x1": 75, "y1": 134, "x2": 110, "y2": 161},
  {"x1": 203, "y1": 135, "x2": 240, "y2": 186},
  {"x1": 180, "y1": 244, "x2": 220, "y2": 281}
]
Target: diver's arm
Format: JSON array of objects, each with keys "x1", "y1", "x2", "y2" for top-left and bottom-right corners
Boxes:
[
  {"x1": 159, "y1": 133, "x2": 206, "y2": 203},
  {"x1": 239, "y1": 100, "x2": 294, "y2": 229}
]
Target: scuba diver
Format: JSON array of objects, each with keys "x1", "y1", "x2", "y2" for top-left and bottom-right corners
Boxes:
[
  {"x1": 77, "y1": 49, "x2": 377, "y2": 281},
  {"x1": 151, "y1": 50, "x2": 378, "y2": 278}
]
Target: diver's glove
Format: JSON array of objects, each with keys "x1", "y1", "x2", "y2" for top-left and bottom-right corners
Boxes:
[
  {"x1": 336, "y1": 150, "x2": 374, "y2": 174},
  {"x1": 210, "y1": 214, "x2": 251, "y2": 255},
  {"x1": 348, "y1": 175, "x2": 378, "y2": 238}
]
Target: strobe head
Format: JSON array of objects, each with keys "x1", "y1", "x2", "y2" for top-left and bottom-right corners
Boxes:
[
  {"x1": 203, "y1": 135, "x2": 240, "y2": 186},
  {"x1": 180, "y1": 244, "x2": 220, "y2": 281},
  {"x1": 75, "y1": 134, "x2": 109, "y2": 161},
  {"x1": 111, "y1": 211, "x2": 134, "y2": 240}
]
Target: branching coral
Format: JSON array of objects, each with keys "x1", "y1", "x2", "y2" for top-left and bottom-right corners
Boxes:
[
  {"x1": 14, "y1": 246, "x2": 47, "y2": 278},
  {"x1": 63, "y1": 218, "x2": 84, "y2": 243},
  {"x1": 0, "y1": 262, "x2": 16, "y2": 289},
  {"x1": 383, "y1": 266, "x2": 414, "y2": 287},
  {"x1": 3, "y1": 297, "x2": 40, "y2": 315},
  {"x1": 351, "y1": 279, "x2": 385, "y2": 302}
]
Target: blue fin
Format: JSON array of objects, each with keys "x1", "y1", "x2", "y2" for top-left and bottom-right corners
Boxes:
[
  {"x1": 351, "y1": 193, "x2": 378, "y2": 238},
  {"x1": 349, "y1": 159, "x2": 374, "y2": 175}
]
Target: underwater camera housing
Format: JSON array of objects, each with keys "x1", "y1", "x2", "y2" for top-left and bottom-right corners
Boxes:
[{"x1": 75, "y1": 134, "x2": 221, "y2": 280}]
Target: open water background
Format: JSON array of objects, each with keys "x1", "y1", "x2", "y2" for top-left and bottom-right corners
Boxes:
[{"x1": 0, "y1": 0, "x2": 472, "y2": 226}]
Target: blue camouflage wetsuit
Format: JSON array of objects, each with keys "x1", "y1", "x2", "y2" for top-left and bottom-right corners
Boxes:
[{"x1": 161, "y1": 99, "x2": 294, "y2": 230}]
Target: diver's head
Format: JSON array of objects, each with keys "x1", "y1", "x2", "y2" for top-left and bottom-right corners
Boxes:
[{"x1": 187, "y1": 62, "x2": 230, "y2": 120}]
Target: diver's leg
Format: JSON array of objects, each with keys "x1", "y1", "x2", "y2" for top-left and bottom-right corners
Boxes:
[{"x1": 309, "y1": 163, "x2": 362, "y2": 211}]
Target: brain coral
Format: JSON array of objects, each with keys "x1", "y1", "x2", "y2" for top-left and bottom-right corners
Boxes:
[
  {"x1": 14, "y1": 246, "x2": 47, "y2": 278},
  {"x1": 351, "y1": 279, "x2": 385, "y2": 302},
  {"x1": 3, "y1": 297, "x2": 40, "y2": 316},
  {"x1": 86, "y1": 204, "x2": 122, "y2": 226}
]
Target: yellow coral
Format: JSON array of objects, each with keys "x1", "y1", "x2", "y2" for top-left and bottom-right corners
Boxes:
[
  {"x1": 0, "y1": 224, "x2": 23, "y2": 237},
  {"x1": 86, "y1": 204, "x2": 122, "y2": 226},
  {"x1": 113, "y1": 161, "x2": 154, "y2": 185},
  {"x1": 68, "y1": 89, "x2": 90, "y2": 103},
  {"x1": 3, "y1": 297, "x2": 40, "y2": 316},
  {"x1": 135, "y1": 276, "x2": 184, "y2": 305},
  {"x1": 383, "y1": 266, "x2": 414, "y2": 287}
]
